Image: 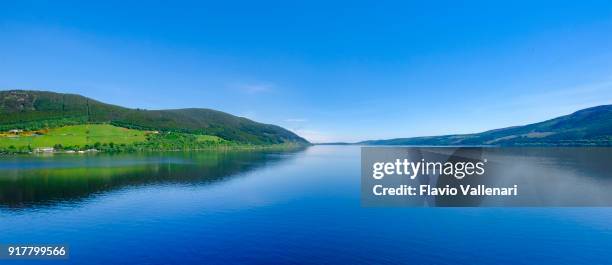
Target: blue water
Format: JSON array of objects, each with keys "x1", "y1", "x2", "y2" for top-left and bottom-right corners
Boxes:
[{"x1": 1, "y1": 146, "x2": 611, "y2": 264}]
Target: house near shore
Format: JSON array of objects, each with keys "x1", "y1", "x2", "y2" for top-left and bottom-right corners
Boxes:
[{"x1": 34, "y1": 147, "x2": 54, "y2": 153}]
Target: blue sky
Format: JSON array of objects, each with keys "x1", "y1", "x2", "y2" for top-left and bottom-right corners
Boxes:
[{"x1": 1, "y1": 1, "x2": 612, "y2": 142}]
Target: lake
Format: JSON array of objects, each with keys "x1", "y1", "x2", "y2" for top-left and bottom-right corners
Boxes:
[{"x1": 1, "y1": 145, "x2": 611, "y2": 264}]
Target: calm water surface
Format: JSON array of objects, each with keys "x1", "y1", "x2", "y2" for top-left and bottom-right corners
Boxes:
[{"x1": 1, "y1": 146, "x2": 611, "y2": 264}]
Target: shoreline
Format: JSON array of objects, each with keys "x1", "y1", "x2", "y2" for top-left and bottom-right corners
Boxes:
[{"x1": 0, "y1": 143, "x2": 311, "y2": 156}]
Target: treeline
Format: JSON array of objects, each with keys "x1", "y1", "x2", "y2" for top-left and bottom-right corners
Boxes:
[
  {"x1": 0, "y1": 117, "x2": 88, "y2": 131},
  {"x1": 0, "y1": 145, "x2": 34, "y2": 154}
]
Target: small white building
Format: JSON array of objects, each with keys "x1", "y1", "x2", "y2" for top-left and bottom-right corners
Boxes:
[{"x1": 34, "y1": 147, "x2": 54, "y2": 153}]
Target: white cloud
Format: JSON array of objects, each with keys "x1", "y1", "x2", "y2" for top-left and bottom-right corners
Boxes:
[
  {"x1": 290, "y1": 129, "x2": 336, "y2": 143},
  {"x1": 234, "y1": 83, "x2": 274, "y2": 94},
  {"x1": 285, "y1": 118, "x2": 307, "y2": 122},
  {"x1": 485, "y1": 79, "x2": 612, "y2": 119}
]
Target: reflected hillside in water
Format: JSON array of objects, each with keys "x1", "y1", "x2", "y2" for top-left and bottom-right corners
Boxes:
[
  {"x1": 0, "y1": 148, "x2": 307, "y2": 209},
  {"x1": 363, "y1": 147, "x2": 612, "y2": 207}
]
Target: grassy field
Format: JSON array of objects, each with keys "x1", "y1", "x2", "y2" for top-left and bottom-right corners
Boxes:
[
  {"x1": 196, "y1": 134, "x2": 225, "y2": 143},
  {"x1": 0, "y1": 124, "x2": 148, "y2": 149}
]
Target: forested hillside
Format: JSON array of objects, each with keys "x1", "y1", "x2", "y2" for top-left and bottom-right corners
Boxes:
[
  {"x1": 361, "y1": 105, "x2": 612, "y2": 146},
  {"x1": 0, "y1": 90, "x2": 308, "y2": 145}
]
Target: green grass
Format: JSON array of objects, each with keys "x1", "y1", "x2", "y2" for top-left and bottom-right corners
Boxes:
[
  {"x1": 196, "y1": 134, "x2": 225, "y2": 143},
  {"x1": 0, "y1": 124, "x2": 303, "y2": 154},
  {"x1": 0, "y1": 124, "x2": 148, "y2": 149}
]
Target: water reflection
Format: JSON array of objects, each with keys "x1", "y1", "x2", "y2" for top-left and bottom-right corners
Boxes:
[
  {"x1": 0, "y1": 146, "x2": 611, "y2": 265},
  {"x1": 0, "y1": 148, "x2": 306, "y2": 209},
  {"x1": 362, "y1": 147, "x2": 612, "y2": 207}
]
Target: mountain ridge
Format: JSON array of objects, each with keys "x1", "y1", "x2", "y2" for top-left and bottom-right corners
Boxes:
[
  {"x1": 360, "y1": 105, "x2": 612, "y2": 146},
  {"x1": 0, "y1": 90, "x2": 309, "y2": 145}
]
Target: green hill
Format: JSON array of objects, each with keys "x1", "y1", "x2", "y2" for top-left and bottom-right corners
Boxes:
[
  {"x1": 0, "y1": 124, "x2": 148, "y2": 149},
  {"x1": 361, "y1": 105, "x2": 612, "y2": 146},
  {"x1": 0, "y1": 90, "x2": 308, "y2": 145}
]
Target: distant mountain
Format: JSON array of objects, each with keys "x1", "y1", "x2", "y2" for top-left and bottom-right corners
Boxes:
[
  {"x1": 361, "y1": 105, "x2": 612, "y2": 146},
  {"x1": 314, "y1": 142, "x2": 352, "y2": 145},
  {"x1": 0, "y1": 90, "x2": 309, "y2": 145}
]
